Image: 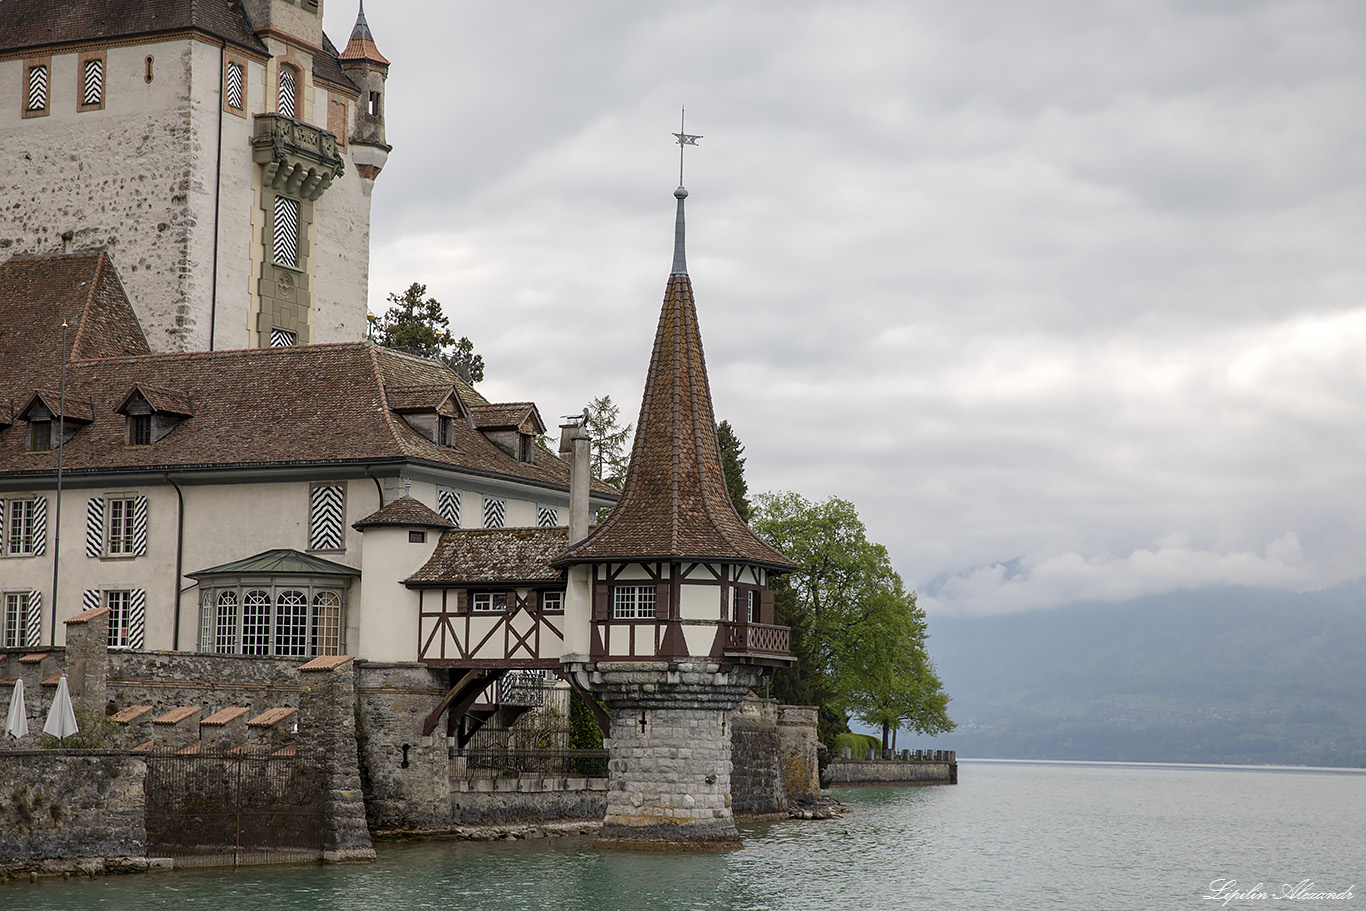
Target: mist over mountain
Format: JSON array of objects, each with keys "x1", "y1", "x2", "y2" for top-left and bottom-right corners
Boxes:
[{"x1": 911, "y1": 583, "x2": 1366, "y2": 767}]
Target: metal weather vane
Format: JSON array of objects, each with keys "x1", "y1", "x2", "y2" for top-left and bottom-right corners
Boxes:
[{"x1": 673, "y1": 107, "x2": 702, "y2": 186}]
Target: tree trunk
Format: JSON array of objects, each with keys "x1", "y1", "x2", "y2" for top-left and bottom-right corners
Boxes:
[{"x1": 881, "y1": 722, "x2": 890, "y2": 751}]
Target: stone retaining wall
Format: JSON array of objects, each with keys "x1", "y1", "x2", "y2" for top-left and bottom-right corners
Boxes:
[
  {"x1": 447, "y1": 778, "x2": 608, "y2": 827},
  {"x1": 0, "y1": 751, "x2": 147, "y2": 873},
  {"x1": 823, "y1": 759, "x2": 957, "y2": 786},
  {"x1": 731, "y1": 696, "x2": 785, "y2": 816}
]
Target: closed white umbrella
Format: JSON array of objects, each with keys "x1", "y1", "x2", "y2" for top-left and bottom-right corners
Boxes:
[
  {"x1": 5, "y1": 678, "x2": 28, "y2": 740},
  {"x1": 43, "y1": 673, "x2": 79, "y2": 741}
]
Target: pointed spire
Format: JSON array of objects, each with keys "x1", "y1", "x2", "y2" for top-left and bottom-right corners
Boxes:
[
  {"x1": 671, "y1": 186, "x2": 688, "y2": 276},
  {"x1": 340, "y1": 1, "x2": 390, "y2": 67},
  {"x1": 557, "y1": 188, "x2": 794, "y2": 570}
]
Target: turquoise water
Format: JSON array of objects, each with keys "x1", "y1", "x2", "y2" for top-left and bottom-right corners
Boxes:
[{"x1": 8, "y1": 760, "x2": 1363, "y2": 910}]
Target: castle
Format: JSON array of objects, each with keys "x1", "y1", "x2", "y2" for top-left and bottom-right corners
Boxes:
[{"x1": 0, "y1": 0, "x2": 811, "y2": 855}]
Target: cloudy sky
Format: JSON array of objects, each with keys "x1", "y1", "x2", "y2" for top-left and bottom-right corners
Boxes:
[{"x1": 324, "y1": 0, "x2": 1365, "y2": 616}]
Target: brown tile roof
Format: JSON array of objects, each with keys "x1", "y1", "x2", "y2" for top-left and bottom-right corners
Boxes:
[
  {"x1": 17, "y1": 653, "x2": 49, "y2": 664},
  {"x1": 559, "y1": 272, "x2": 795, "y2": 570},
  {"x1": 116, "y1": 384, "x2": 194, "y2": 417},
  {"x1": 110, "y1": 704, "x2": 154, "y2": 724},
  {"x1": 339, "y1": 6, "x2": 389, "y2": 66},
  {"x1": 0, "y1": 254, "x2": 150, "y2": 387},
  {"x1": 353, "y1": 496, "x2": 453, "y2": 531},
  {"x1": 297, "y1": 654, "x2": 353, "y2": 672},
  {"x1": 0, "y1": 340, "x2": 617, "y2": 499},
  {"x1": 247, "y1": 706, "x2": 297, "y2": 727},
  {"x1": 0, "y1": 0, "x2": 267, "y2": 57},
  {"x1": 470, "y1": 402, "x2": 544, "y2": 433},
  {"x1": 408, "y1": 527, "x2": 569, "y2": 586},
  {"x1": 200, "y1": 706, "x2": 249, "y2": 726},
  {"x1": 64, "y1": 606, "x2": 111, "y2": 625},
  {"x1": 153, "y1": 706, "x2": 202, "y2": 725},
  {"x1": 385, "y1": 383, "x2": 463, "y2": 415},
  {"x1": 313, "y1": 32, "x2": 360, "y2": 95},
  {"x1": 20, "y1": 391, "x2": 95, "y2": 424}
]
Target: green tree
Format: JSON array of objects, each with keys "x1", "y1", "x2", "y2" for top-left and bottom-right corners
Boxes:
[
  {"x1": 583, "y1": 395, "x2": 632, "y2": 487},
  {"x1": 752, "y1": 491, "x2": 953, "y2": 751},
  {"x1": 716, "y1": 420, "x2": 752, "y2": 522},
  {"x1": 376, "y1": 282, "x2": 485, "y2": 384}
]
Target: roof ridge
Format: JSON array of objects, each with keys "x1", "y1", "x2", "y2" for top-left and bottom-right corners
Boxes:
[{"x1": 369, "y1": 345, "x2": 413, "y2": 459}]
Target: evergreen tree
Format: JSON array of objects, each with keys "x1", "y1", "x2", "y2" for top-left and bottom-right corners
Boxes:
[
  {"x1": 716, "y1": 420, "x2": 752, "y2": 522},
  {"x1": 377, "y1": 283, "x2": 485, "y2": 384},
  {"x1": 583, "y1": 395, "x2": 632, "y2": 487}
]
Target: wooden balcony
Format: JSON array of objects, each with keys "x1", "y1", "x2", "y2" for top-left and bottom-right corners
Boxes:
[{"x1": 722, "y1": 621, "x2": 792, "y2": 661}]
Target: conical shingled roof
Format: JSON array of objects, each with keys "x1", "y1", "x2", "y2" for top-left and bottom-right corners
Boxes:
[
  {"x1": 559, "y1": 192, "x2": 794, "y2": 571},
  {"x1": 340, "y1": 2, "x2": 389, "y2": 66}
]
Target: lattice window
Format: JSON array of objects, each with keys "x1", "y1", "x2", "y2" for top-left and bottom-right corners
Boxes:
[
  {"x1": 273, "y1": 195, "x2": 299, "y2": 267},
  {"x1": 270, "y1": 328, "x2": 296, "y2": 348},
  {"x1": 541, "y1": 591, "x2": 564, "y2": 612},
  {"x1": 27, "y1": 64, "x2": 48, "y2": 112},
  {"x1": 309, "y1": 484, "x2": 345, "y2": 551},
  {"x1": 2, "y1": 593, "x2": 24, "y2": 649},
  {"x1": 128, "y1": 414, "x2": 151, "y2": 445},
  {"x1": 482, "y1": 496, "x2": 506, "y2": 529},
  {"x1": 83, "y1": 58, "x2": 103, "y2": 106},
  {"x1": 613, "y1": 585, "x2": 656, "y2": 620},
  {"x1": 437, "y1": 487, "x2": 461, "y2": 526},
  {"x1": 242, "y1": 589, "x2": 272, "y2": 655},
  {"x1": 312, "y1": 592, "x2": 342, "y2": 656},
  {"x1": 106, "y1": 590, "x2": 132, "y2": 647},
  {"x1": 6, "y1": 498, "x2": 35, "y2": 556},
  {"x1": 536, "y1": 504, "x2": 558, "y2": 528},
  {"x1": 29, "y1": 420, "x2": 51, "y2": 451},
  {"x1": 226, "y1": 61, "x2": 244, "y2": 110},
  {"x1": 107, "y1": 498, "x2": 136, "y2": 555},
  {"x1": 274, "y1": 589, "x2": 309, "y2": 657},
  {"x1": 215, "y1": 590, "x2": 239, "y2": 653},
  {"x1": 472, "y1": 592, "x2": 507, "y2": 613},
  {"x1": 278, "y1": 65, "x2": 296, "y2": 118}
]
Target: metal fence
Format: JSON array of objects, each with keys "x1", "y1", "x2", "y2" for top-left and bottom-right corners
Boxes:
[{"x1": 143, "y1": 748, "x2": 325, "y2": 867}]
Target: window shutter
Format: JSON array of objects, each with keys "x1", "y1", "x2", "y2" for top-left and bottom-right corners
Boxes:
[
  {"x1": 437, "y1": 487, "x2": 461, "y2": 525},
  {"x1": 133, "y1": 496, "x2": 148, "y2": 556},
  {"x1": 83, "y1": 58, "x2": 103, "y2": 106},
  {"x1": 536, "y1": 504, "x2": 558, "y2": 528},
  {"x1": 278, "y1": 66, "x2": 295, "y2": 117},
  {"x1": 82, "y1": 589, "x2": 100, "y2": 613},
  {"x1": 226, "y1": 61, "x2": 244, "y2": 109},
  {"x1": 0, "y1": 499, "x2": 5, "y2": 550},
  {"x1": 27, "y1": 64, "x2": 47, "y2": 111},
  {"x1": 25, "y1": 591, "x2": 42, "y2": 648},
  {"x1": 128, "y1": 589, "x2": 146, "y2": 649},
  {"x1": 592, "y1": 581, "x2": 609, "y2": 621},
  {"x1": 482, "y1": 497, "x2": 505, "y2": 529},
  {"x1": 655, "y1": 582, "x2": 670, "y2": 621},
  {"x1": 31, "y1": 495, "x2": 46, "y2": 556},
  {"x1": 455, "y1": 590, "x2": 469, "y2": 615},
  {"x1": 273, "y1": 195, "x2": 299, "y2": 267},
  {"x1": 270, "y1": 328, "x2": 296, "y2": 347},
  {"x1": 760, "y1": 589, "x2": 775, "y2": 625},
  {"x1": 86, "y1": 497, "x2": 104, "y2": 557},
  {"x1": 309, "y1": 484, "x2": 344, "y2": 550}
]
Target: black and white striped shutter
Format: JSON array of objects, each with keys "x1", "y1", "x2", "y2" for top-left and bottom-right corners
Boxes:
[
  {"x1": 226, "y1": 61, "x2": 244, "y2": 109},
  {"x1": 83, "y1": 58, "x2": 103, "y2": 106},
  {"x1": 83, "y1": 590, "x2": 100, "y2": 613},
  {"x1": 536, "y1": 504, "x2": 558, "y2": 527},
  {"x1": 86, "y1": 496, "x2": 104, "y2": 557},
  {"x1": 0, "y1": 499, "x2": 5, "y2": 550},
  {"x1": 273, "y1": 196, "x2": 299, "y2": 267},
  {"x1": 129, "y1": 589, "x2": 146, "y2": 649},
  {"x1": 437, "y1": 487, "x2": 461, "y2": 525},
  {"x1": 482, "y1": 496, "x2": 506, "y2": 529},
  {"x1": 25, "y1": 591, "x2": 41, "y2": 648},
  {"x1": 310, "y1": 484, "x2": 345, "y2": 550},
  {"x1": 133, "y1": 496, "x2": 148, "y2": 556},
  {"x1": 27, "y1": 64, "x2": 47, "y2": 111},
  {"x1": 31, "y1": 495, "x2": 46, "y2": 556}
]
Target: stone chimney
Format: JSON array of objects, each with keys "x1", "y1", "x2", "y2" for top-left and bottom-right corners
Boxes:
[{"x1": 559, "y1": 416, "x2": 591, "y2": 545}]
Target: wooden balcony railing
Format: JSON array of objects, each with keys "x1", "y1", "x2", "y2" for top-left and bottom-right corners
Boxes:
[{"x1": 723, "y1": 621, "x2": 790, "y2": 656}]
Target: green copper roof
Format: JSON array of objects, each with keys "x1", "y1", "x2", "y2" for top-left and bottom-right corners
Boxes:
[{"x1": 188, "y1": 548, "x2": 361, "y2": 579}]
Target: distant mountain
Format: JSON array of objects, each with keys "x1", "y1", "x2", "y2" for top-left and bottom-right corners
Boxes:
[{"x1": 910, "y1": 585, "x2": 1366, "y2": 767}]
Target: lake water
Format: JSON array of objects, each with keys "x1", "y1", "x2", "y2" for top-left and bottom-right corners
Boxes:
[{"x1": 8, "y1": 760, "x2": 1363, "y2": 910}]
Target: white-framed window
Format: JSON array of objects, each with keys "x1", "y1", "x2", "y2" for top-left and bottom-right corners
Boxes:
[
  {"x1": 733, "y1": 588, "x2": 756, "y2": 622},
  {"x1": 5, "y1": 498, "x2": 36, "y2": 556},
  {"x1": 274, "y1": 589, "x2": 309, "y2": 657},
  {"x1": 215, "y1": 590, "x2": 239, "y2": 653},
  {"x1": 107, "y1": 497, "x2": 137, "y2": 555},
  {"x1": 199, "y1": 582, "x2": 346, "y2": 657},
  {"x1": 242, "y1": 589, "x2": 272, "y2": 655},
  {"x1": 3, "y1": 592, "x2": 27, "y2": 648},
  {"x1": 613, "y1": 585, "x2": 656, "y2": 620},
  {"x1": 312, "y1": 591, "x2": 342, "y2": 656},
  {"x1": 540, "y1": 590, "x2": 564, "y2": 612},
  {"x1": 106, "y1": 590, "x2": 132, "y2": 648},
  {"x1": 472, "y1": 592, "x2": 507, "y2": 613}
]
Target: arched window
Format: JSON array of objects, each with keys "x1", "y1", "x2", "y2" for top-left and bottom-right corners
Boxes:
[
  {"x1": 215, "y1": 590, "x2": 239, "y2": 653},
  {"x1": 278, "y1": 65, "x2": 297, "y2": 118},
  {"x1": 275, "y1": 589, "x2": 309, "y2": 657},
  {"x1": 313, "y1": 591, "x2": 342, "y2": 656},
  {"x1": 242, "y1": 589, "x2": 272, "y2": 655}
]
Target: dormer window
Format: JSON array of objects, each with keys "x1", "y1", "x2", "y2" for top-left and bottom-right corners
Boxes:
[
  {"x1": 439, "y1": 416, "x2": 454, "y2": 447},
  {"x1": 518, "y1": 433, "x2": 534, "y2": 463},
  {"x1": 128, "y1": 414, "x2": 151, "y2": 446},
  {"x1": 17, "y1": 392, "x2": 92, "y2": 451},
  {"x1": 29, "y1": 420, "x2": 52, "y2": 452}
]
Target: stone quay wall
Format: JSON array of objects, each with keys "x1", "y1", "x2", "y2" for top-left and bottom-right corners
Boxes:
[
  {"x1": 450, "y1": 778, "x2": 608, "y2": 826},
  {"x1": 730, "y1": 696, "x2": 785, "y2": 817},
  {"x1": 0, "y1": 751, "x2": 148, "y2": 875},
  {"x1": 354, "y1": 662, "x2": 452, "y2": 832},
  {"x1": 777, "y1": 705, "x2": 822, "y2": 803},
  {"x1": 823, "y1": 750, "x2": 958, "y2": 786}
]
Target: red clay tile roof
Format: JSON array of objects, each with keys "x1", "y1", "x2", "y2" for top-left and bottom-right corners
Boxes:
[
  {"x1": 408, "y1": 527, "x2": 569, "y2": 586},
  {"x1": 0, "y1": 254, "x2": 150, "y2": 386},
  {"x1": 153, "y1": 706, "x2": 202, "y2": 725},
  {"x1": 298, "y1": 654, "x2": 353, "y2": 672},
  {"x1": 110, "y1": 705, "x2": 154, "y2": 723},
  {"x1": 559, "y1": 272, "x2": 795, "y2": 570},
  {"x1": 64, "y1": 606, "x2": 111, "y2": 625},
  {"x1": 17, "y1": 653, "x2": 49, "y2": 664},
  {"x1": 200, "y1": 706, "x2": 249, "y2": 726},
  {"x1": 0, "y1": 341, "x2": 617, "y2": 499},
  {"x1": 339, "y1": 5, "x2": 389, "y2": 67},
  {"x1": 0, "y1": 0, "x2": 268, "y2": 56},
  {"x1": 353, "y1": 496, "x2": 453, "y2": 531},
  {"x1": 248, "y1": 707, "x2": 297, "y2": 727}
]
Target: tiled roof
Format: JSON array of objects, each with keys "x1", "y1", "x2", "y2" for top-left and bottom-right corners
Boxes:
[
  {"x1": 187, "y1": 548, "x2": 360, "y2": 579},
  {"x1": 0, "y1": 254, "x2": 150, "y2": 386},
  {"x1": 353, "y1": 496, "x2": 453, "y2": 531},
  {"x1": 339, "y1": 5, "x2": 389, "y2": 66},
  {"x1": 408, "y1": 527, "x2": 569, "y2": 585},
  {"x1": 560, "y1": 269, "x2": 795, "y2": 570},
  {"x1": 0, "y1": 340, "x2": 618, "y2": 499},
  {"x1": 20, "y1": 390, "x2": 95, "y2": 424},
  {"x1": 0, "y1": 0, "x2": 267, "y2": 56},
  {"x1": 470, "y1": 402, "x2": 544, "y2": 433},
  {"x1": 313, "y1": 33, "x2": 361, "y2": 94},
  {"x1": 116, "y1": 383, "x2": 194, "y2": 417},
  {"x1": 385, "y1": 384, "x2": 462, "y2": 415}
]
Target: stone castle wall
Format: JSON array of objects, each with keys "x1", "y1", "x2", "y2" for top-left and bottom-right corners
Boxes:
[{"x1": 730, "y1": 695, "x2": 784, "y2": 816}]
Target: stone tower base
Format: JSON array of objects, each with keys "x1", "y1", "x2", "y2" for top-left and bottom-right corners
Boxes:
[{"x1": 588, "y1": 660, "x2": 761, "y2": 851}]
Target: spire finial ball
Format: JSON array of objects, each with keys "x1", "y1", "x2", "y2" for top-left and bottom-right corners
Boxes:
[{"x1": 674, "y1": 186, "x2": 688, "y2": 199}]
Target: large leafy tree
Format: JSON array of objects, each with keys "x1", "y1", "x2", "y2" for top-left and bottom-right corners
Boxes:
[
  {"x1": 583, "y1": 395, "x2": 632, "y2": 487},
  {"x1": 376, "y1": 283, "x2": 485, "y2": 384},
  {"x1": 752, "y1": 492, "x2": 954, "y2": 751},
  {"x1": 716, "y1": 420, "x2": 752, "y2": 522}
]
